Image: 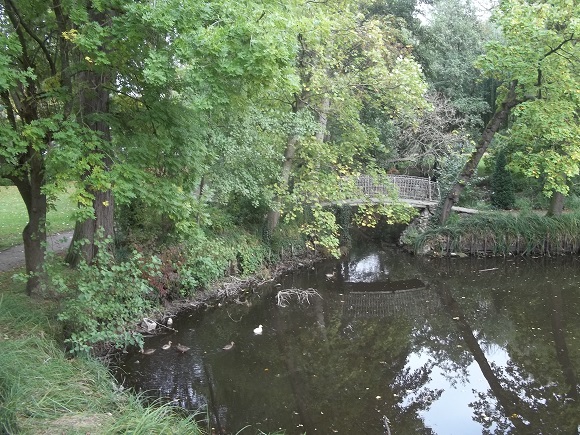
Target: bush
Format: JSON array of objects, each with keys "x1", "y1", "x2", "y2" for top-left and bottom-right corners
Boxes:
[
  {"x1": 50, "y1": 237, "x2": 160, "y2": 355},
  {"x1": 491, "y1": 150, "x2": 515, "y2": 209}
]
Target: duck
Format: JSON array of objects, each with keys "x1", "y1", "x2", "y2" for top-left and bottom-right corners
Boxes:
[
  {"x1": 141, "y1": 348, "x2": 156, "y2": 355},
  {"x1": 222, "y1": 341, "x2": 235, "y2": 351},
  {"x1": 161, "y1": 341, "x2": 172, "y2": 350},
  {"x1": 253, "y1": 324, "x2": 263, "y2": 335},
  {"x1": 166, "y1": 317, "x2": 173, "y2": 327},
  {"x1": 175, "y1": 343, "x2": 190, "y2": 353}
]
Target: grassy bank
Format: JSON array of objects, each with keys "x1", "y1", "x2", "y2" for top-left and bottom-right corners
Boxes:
[
  {"x1": 0, "y1": 272, "x2": 203, "y2": 434},
  {"x1": 0, "y1": 186, "x2": 76, "y2": 251},
  {"x1": 413, "y1": 211, "x2": 580, "y2": 256}
]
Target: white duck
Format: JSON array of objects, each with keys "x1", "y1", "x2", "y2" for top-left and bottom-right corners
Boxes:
[{"x1": 253, "y1": 324, "x2": 263, "y2": 335}]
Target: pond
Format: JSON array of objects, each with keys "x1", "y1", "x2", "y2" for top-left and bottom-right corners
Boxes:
[{"x1": 115, "y1": 244, "x2": 580, "y2": 434}]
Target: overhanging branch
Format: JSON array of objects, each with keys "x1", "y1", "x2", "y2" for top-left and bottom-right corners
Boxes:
[{"x1": 5, "y1": 0, "x2": 56, "y2": 75}]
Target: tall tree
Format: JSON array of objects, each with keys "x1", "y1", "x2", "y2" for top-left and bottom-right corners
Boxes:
[
  {"x1": 507, "y1": 98, "x2": 580, "y2": 216},
  {"x1": 439, "y1": 0, "x2": 579, "y2": 224},
  {"x1": 490, "y1": 148, "x2": 515, "y2": 210},
  {"x1": 417, "y1": 0, "x2": 494, "y2": 130},
  {"x1": 0, "y1": 0, "x2": 300, "y2": 292},
  {"x1": 266, "y1": 0, "x2": 428, "y2": 252},
  {"x1": 0, "y1": 0, "x2": 63, "y2": 293}
]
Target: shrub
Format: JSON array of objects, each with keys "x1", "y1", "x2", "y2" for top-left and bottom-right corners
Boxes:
[
  {"x1": 50, "y1": 237, "x2": 160, "y2": 355},
  {"x1": 491, "y1": 150, "x2": 515, "y2": 209}
]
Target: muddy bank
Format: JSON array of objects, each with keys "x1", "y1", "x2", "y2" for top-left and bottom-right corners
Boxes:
[{"x1": 133, "y1": 249, "x2": 324, "y2": 337}]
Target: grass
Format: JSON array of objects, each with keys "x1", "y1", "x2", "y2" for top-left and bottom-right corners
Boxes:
[
  {"x1": 415, "y1": 211, "x2": 580, "y2": 255},
  {"x1": 0, "y1": 272, "x2": 204, "y2": 434},
  {"x1": 0, "y1": 186, "x2": 76, "y2": 251}
]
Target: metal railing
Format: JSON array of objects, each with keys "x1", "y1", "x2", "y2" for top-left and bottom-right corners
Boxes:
[{"x1": 355, "y1": 175, "x2": 440, "y2": 202}]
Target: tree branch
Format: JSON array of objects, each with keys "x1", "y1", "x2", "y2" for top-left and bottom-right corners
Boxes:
[
  {"x1": 541, "y1": 33, "x2": 576, "y2": 61},
  {"x1": 6, "y1": 0, "x2": 56, "y2": 75}
]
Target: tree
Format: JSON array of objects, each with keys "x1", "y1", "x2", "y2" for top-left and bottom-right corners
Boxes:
[
  {"x1": 491, "y1": 149, "x2": 515, "y2": 209},
  {"x1": 0, "y1": 0, "x2": 300, "y2": 292},
  {"x1": 378, "y1": 91, "x2": 469, "y2": 173},
  {"x1": 416, "y1": 0, "x2": 494, "y2": 130},
  {"x1": 0, "y1": 0, "x2": 68, "y2": 293},
  {"x1": 265, "y1": 0, "x2": 428, "y2": 252},
  {"x1": 507, "y1": 99, "x2": 580, "y2": 216},
  {"x1": 439, "y1": 0, "x2": 579, "y2": 224}
]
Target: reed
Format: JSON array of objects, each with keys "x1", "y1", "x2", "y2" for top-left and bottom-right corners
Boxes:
[{"x1": 415, "y1": 211, "x2": 580, "y2": 256}]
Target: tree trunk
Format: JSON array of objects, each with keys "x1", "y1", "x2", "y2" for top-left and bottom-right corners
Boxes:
[
  {"x1": 65, "y1": 6, "x2": 115, "y2": 266},
  {"x1": 546, "y1": 190, "x2": 565, "y2": 217},
  {"x1": 266, "y1": 134, "x2": 300, "y2": 232},
  {"x1": 549, "y1": 284, "x2": 578, "y2": 400},
  {"x1": 436, "y1": 285, "x2": 527, "y2": 429},
  {"x1": 315, "y1": 95, "x2": 330, "y2": 142},
  {"x1": 439, "y1": 81, "x2": 522, "y2": 224},
  {"x1": 66, "y1": 189, "x2": 114, "y2": 267},
  {"x1": 266, "y1": 92, "x2": 309, "y2": 232},
  {"x1": 12, "y1": 150, "x2": 47, "y2": 295}
]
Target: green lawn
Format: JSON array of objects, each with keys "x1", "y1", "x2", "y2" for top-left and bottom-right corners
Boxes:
[{"x1": 0, "y1": 186, "x2": 76, "y2": 251}]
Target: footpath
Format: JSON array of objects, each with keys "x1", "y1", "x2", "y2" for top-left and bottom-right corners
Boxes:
[{"x1": 0, "y1": 231, "x2": 73, "y2": 272}]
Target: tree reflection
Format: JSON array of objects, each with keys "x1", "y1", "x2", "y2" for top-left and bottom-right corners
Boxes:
[
  {"x1": 116, "y1": 250, "x2": 580, "y2": 434},
  {"x1": 424, "y1": 257, "x2": 580, "y2": 434}
]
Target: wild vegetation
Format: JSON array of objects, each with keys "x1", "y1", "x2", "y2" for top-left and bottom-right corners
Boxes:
[
  {"x1": 0, "y1": 0, "x2": 578, "y2": 431},
  {"x1": 415, "y1": 211, "x2": 580, "y2": 256}
]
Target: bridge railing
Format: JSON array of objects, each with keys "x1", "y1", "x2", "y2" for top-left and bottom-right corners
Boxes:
[{"x1": 356, "y1": 175, "x2": 440, "y2": 202}]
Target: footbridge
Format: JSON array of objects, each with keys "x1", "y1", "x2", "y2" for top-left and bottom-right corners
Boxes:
[{"x1": 327, "y1": 175, "x2": 477, "y2": 214}]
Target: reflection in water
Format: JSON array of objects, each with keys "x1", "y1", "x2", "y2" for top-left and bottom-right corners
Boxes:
[
  {"x1": 116, "y1": 246, "x2": 580, "y2": 434},
  {"x1": 404, "y1": 347, "x2": 509, "y2": 433},
  {"x1": 341, "y1": 252, "x2": 389, "y2": 282}
]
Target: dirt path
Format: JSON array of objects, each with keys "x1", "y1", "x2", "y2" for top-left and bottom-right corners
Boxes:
[{"x1": 0, "y1": 231, "x2": 74, "y2": 273}]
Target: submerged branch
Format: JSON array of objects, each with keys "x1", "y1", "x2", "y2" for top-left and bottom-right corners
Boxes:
[{"x1": 276, "y1": 288, "x2": 322, "y2": 307}]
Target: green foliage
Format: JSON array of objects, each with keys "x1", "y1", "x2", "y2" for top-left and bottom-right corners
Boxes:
[
  {"x1": 50, "y1": 238, "x2": 160, "y2": 355},
  {"x1": 415, "y1": 211, "x2": 580, "y2": 256},
  {"x1": 179, "y1": 229, "x2": 269, "y2": 285},
  {"x1": 477, "y1": 0, "x2": 580, "y2": 197},
  {"x1": 491, "y1": 149, "x2": 515, "y2": 209},
  {"x1": 417, "y1": 0, "x2": 493, "y2": 130},
  {"x1": 140, "y1": 224, "x2": 285, "y2": 300},
  {"x1": 0, "y1": 275, "x2": 202, "y2": 434}
]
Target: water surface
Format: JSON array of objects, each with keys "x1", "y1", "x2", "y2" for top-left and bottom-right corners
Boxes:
[{"x1": 116, "y1": 246, "x2": 580, "y2": 434}]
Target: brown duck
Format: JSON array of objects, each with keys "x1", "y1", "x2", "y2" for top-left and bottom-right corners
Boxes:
[{"x1": 175, "y1": 343, "x2": 190, "y2": 353}]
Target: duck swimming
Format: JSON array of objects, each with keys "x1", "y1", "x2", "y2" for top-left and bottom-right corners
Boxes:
[
  {"x1": 161, "y1": 341, "x2": 172, "y2": 350},
  {"x1": 175, "y1": 343, "x2": 190, "y2": 353},
  {"x1": 141, "y1": 348, "x2": 156, "y2": 355},
  {"x1": 222, "y1": 341, "x2": 235, "y2": 350},
  {"x1": 253, "y1": 325, "x2": 263, "y2": 335}
]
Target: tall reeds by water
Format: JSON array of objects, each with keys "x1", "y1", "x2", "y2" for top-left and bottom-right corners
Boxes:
[{"x1": 415, "y1": 211, "x2": 580, "y2": 256}]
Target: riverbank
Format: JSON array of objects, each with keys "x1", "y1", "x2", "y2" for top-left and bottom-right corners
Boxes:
[
  {"x1": 0, "y1": 235, "x2": 320, "y2": 434},
  {"x1": 410, "y1": 210, "x2": 580, "y2": 256},
  {"x1": 0, "y1": 269, "x2": 205, "y2": 434},
  {"x1": 151, "y1": 249, "x2": 322, "y2": 327}
]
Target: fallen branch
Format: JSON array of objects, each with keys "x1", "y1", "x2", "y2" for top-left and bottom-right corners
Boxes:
[{"x1": 276, "y1": 288, "x2": 321, "y2": 307}]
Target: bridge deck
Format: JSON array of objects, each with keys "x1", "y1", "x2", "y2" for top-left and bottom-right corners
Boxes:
[{"x1": 323, "y1": 175, "x2": 478, "y2": 214}]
